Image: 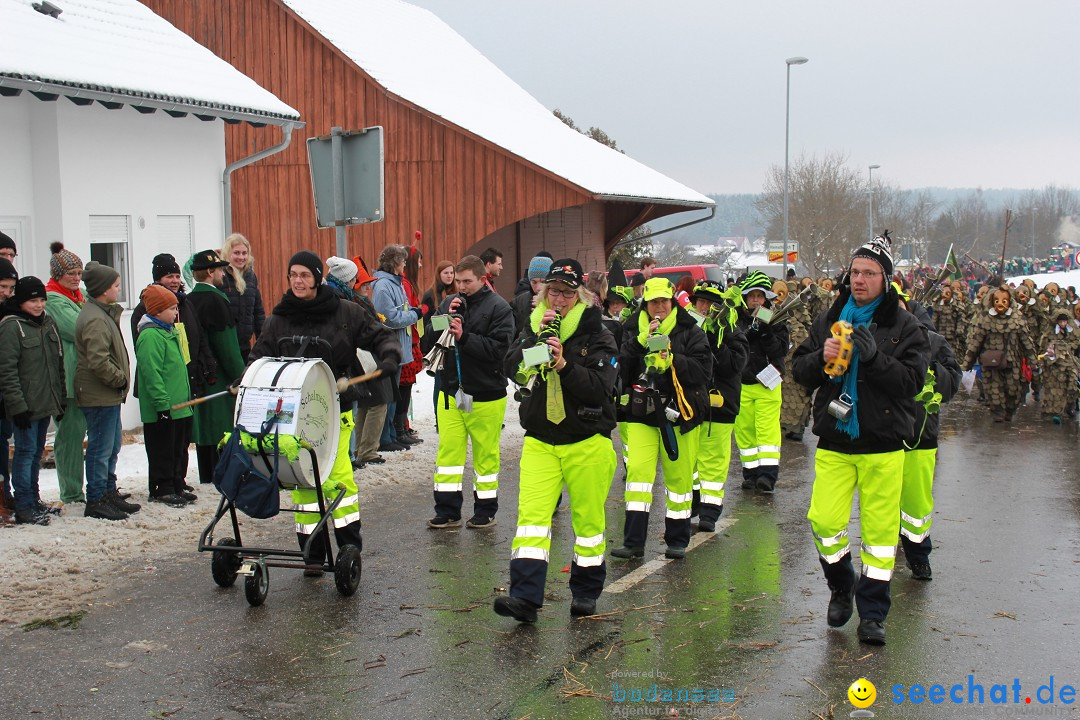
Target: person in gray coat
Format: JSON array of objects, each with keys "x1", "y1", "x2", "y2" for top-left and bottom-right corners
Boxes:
[{"x1": 371, "y1": 244, "x2": 420, "y2": 451}]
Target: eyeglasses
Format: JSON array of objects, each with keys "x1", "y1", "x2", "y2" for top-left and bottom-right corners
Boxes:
[
  {"x1": 288, "y1": 272, "x2": 315, "y2": 281},
  {"x1": 548, "y1": 288, "x2": 577, "y2": 299},
  {"x1": 849, "y1": 270, "x2": 881, "y2": 279}
]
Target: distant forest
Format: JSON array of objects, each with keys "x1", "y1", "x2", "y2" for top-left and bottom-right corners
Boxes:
[{"x1": 649, "y1": 188, "x2": 1035, "y2": 245}]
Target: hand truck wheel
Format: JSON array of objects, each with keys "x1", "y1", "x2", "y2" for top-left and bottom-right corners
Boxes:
[
  {"x1": 244, "y1": 562, "x2": 269, "y2": 606},
  {"x1": 334, "y1": 545, "x2": 362, "y2": 597},
  {"x1": 210, "y1": 538, "x2": 241, "y2": 588}
]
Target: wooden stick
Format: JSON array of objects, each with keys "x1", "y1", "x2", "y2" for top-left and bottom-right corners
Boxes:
[
  {"x1": 335, "y1": 369, "x2": 383, "y2": 392},
  {"x1": 998, "y1": 209, "x2": 1013, "y2": 278},
  {"x1": 171, "y1": 387, "x2": 236, "y2": 411}
]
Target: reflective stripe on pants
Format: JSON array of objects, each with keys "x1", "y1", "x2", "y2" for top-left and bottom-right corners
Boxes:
[{"x1": 900, "y1": 447, "x2": 936, "y2": 543}]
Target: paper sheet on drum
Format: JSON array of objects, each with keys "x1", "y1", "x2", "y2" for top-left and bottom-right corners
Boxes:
[{"x1": 236, "y1": 388, "x2": 302, "y2": 436}]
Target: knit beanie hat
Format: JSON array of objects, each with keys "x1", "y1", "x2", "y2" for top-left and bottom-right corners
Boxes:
[
  {"x1": 739, "y1": 270, "x2": 778, "y2": 299},
  {"x1": 14, "y1": 276, "x2": 47, "y2": 305},
  {"x1": 0, "y1": 257, "x2": 17, "y2": 283},
  {"x1": 0, "y1": 231, "x2": 15, "y2": 255},
  {"x1": 49, "y1": 242, "x2": 83, "y2": 280},
  {"x1": 152, "y1": 253, "x2": 182, "y2": 282},
  {"x1": 850, "y1": 230, "x2": 894, "y2": 278},
  {"x1": 528, "y1": 255, "x2": 554, "y2": 281},
  {"x1": 83, "y1": 260, "x2": 119, "y2": 298},
  {"x1": 288, "y1": 250, "x2": 323, "y2": 286},
  {"x1": 326, "y1": 256, "x2": 358, "y2": 284},
  {"x1": 141, "y1": 284, "x2": 177, "y2": 316}
]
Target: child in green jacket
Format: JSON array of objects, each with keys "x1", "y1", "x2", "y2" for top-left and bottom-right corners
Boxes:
[{"x1": 135, "y1": 285, "x2": 195, "y2": 507}]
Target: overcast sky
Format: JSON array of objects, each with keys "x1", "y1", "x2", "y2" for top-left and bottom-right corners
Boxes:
[{"x1": 406, "y1": 0, "x2": 1080, "y2": 197}]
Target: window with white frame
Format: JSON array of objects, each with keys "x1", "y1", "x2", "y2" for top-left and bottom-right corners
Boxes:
[
  {"x1": 89, "y1": 215, "x2": 132, "y2": 305},
  {"x1": 157, "y1": 215, "x2": 193, "y2": 282}
]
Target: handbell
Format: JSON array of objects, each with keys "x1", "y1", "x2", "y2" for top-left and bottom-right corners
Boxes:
[{"x1": 422, "y1": 328, "x2": 455, "y2": 374}]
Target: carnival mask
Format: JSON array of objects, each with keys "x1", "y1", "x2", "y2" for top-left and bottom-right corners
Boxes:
[
  {"x1": 1015, "y1": 286, "x2": 1031, "y2": 304},
  {"x1": 992, "y1": 289, "x2": 1011, "y2": 314},
  {"x1": 1045, "y1": 282, "x2": 1060, "y2": 298},
  {"x1": 976, "y1": 286, "x2": 990, "y2": 303},
  {"x1": 1038, "y1": 293, "x2": 1050, "y2": 308},
  {"x1": 940, "y1": 287, "x2": 953, "y2": 303},
  {"x1": 820, "y1": 278, "x2": 834, "y2": 293},
  {"x1": 772, "y1": 280, "x2": 789, "y2": 304}
]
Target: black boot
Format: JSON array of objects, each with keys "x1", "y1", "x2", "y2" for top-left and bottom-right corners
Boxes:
[
  {"x1": 15, "y1": 507, "x2": 50, "y2": 526},
  {"x1": 493, "y1": 596, "x2": 538, "y2": 623},
  {"x1": 106, "y1": 489, "x2": 141, "y2": 514},
  {"x1": 85, "y1": 498, "x2": 128, "y2": 521},
  {"x1": 821, "y1": 556, "x2": 856, "y2": 627}
]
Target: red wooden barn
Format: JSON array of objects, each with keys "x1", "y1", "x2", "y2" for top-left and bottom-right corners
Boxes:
[{"x1": 145, "y1": 0, "x2": 713, "y2": 300}]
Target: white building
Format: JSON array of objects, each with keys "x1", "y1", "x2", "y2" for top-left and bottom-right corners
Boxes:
[{"x1": 0, "y1": 0, "x2": 300, "y2": 428}]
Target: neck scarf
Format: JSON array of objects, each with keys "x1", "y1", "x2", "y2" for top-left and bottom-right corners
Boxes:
[
  {"x1": 45, "y1": 278, "x2": 84, "y2": 305},
  {"x1": 831, "y1": 292, "x2": 884, "y2": 440},
  {"x1": 529, "y1": 300, "x2": 587, "y2": 424},
  {"x1": 637, "y1": 307, "x2": 678, "y2": 347}
]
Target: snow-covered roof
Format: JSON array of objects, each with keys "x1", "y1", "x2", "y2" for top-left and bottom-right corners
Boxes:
[
  {"x1": 0, "y1": 0, "x2": 300, "y2": 125},
  {"x1": 281, "y1": 0, "x2": 712, "y2": 208}
]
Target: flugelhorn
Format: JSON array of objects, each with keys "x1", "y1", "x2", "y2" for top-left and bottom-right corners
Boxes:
[
  {"x1": 914, "y1": 263, "x2": 956, "y2": 306},
  {"x1": 768, "y1": 284, "x2": 815, "y2": 325}
]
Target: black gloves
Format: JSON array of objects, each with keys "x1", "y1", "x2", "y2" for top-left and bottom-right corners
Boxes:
[
  {"x1": 377, "y1": 358, "x2": 399, "y2": 377},
  {"x1": 55, "y1": 413, "x2": 64, "y2": 424},
  {"x1": 410, "y1": 306, "x2": 423, "y2": 318},
  {"x1": 852, "y1": 325, "x2": 878, "y2": 364},
  {"x1": 14, "y1": 411, "x2": 31, "y2": 430},
  {"x1": 157, "y1": 410, "x2": 172, "y2": 422}
]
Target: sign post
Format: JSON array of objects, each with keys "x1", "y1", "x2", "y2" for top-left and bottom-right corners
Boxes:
[{"x1": 307, "y1": 126, "x2": 385, "y2": 257}]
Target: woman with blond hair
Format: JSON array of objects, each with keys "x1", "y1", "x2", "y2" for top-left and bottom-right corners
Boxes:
[{"x1": 220, "y1": 233, "x2": 265, "y2": 362}]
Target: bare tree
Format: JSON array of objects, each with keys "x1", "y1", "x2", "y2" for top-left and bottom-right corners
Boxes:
[{"x1": 757, "y1": 152, "x2": 864, "y2": 277}]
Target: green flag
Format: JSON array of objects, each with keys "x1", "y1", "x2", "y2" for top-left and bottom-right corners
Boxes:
[{"x1": 944, "y1": 244, "x2": 960, "y2": 279}]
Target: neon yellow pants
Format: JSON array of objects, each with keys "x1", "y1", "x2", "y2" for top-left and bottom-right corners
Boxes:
[
  {"x1": 900, "y1": 448, "x2": 936, "y2": 545},
  {"x1": 807, "y1": 448, "x2": 904, "y2": 581},
  {"x1": 694, "y1": 421, "x2": 733, "y2": 520},
  {"x1": 292, "y1": 411, "x2": 360, "y2": 554},
  {"x1": 433, "y1": 391, "x2": 507, "y2": 518},
  {"x1": 734, "y1": 383, "x2": 782, "y2": 482}
]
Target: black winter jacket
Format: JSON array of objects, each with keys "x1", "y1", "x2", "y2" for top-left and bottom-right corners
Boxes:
[
  {"x1": 907, "y1": 329, "x2": 961, "y2": 449},
  {"x1": 250, "y1": 286, "x2": 401, "y2": 410},
  {"x1": 426, "y1": 286, "x2": 514, "y2": 402},
  {"x1": 505, "y1": 305, "x2": 618, "y2": 445},
  {"x1": 221, "y1": 268, "x2": 265, "y2": 354},
  {"x1": 792, "y1": 286, "x2": 931, "y2": 454},
  {"x1": 510, "y1": 289, "x2": 535, "y2": 337},
  {"x1": 702, "y1": 324, "x2": 749, "y2": 424},
  {"x1": 619, "y1": 305, "x2": 712, "y2": 434},
  {"x1": 737, "y1": 305, "x2": 789, "y2": 385}
]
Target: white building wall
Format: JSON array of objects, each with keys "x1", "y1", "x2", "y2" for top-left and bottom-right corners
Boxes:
[{"x1": 0, "y1": 94, "x2": 229, "y2": 429}]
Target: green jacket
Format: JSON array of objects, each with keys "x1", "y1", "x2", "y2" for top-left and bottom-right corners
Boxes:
[
  {"x1": 75, "y1": 297, "x2": 130, "y2": 407},
  {"x1": 134, "y1": 317, "x2": 193, "y2": 424},
  {"x1": 45, "y1": 290, "x2": 83, "y2": 398},
  {"x1": 187, "y1": 283, "x2": 245, "y2": 445},
  {"x1": 0, "y1": 311, "x2": 66, "y2": 421}
]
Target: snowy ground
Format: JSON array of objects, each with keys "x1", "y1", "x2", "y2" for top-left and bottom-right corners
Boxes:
[
  {"x1": 1006, "y1": 267, "x2": 1080, "y2": 288},
  {"x1": 0, "y1": 372, "x2": 525, "y2": 627}
]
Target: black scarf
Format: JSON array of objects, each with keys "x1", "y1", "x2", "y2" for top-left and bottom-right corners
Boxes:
[{"x1": 273, "y1": 285, "x2": 340, "y2": 323}]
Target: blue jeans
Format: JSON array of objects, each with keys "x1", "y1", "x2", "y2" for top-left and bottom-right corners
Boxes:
[
  {"x1": 380, "y1": 367, "x2": 403, "y2": 446},
  {"x1": 0, "y1": 416, "x2": 12, "y2": 489},
  {"x1": 12, "y1": 418, "x2": 49, "y2": 511},
  {"x1": 82, "y1": 405, "x2": 122, "y2": 503}
]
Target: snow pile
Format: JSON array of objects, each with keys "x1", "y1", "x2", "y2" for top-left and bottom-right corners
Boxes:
[
  {"x1": 1006, "y1": 268, "x2": 1080, "y2": 289},
  {"x1": 0, "y1": 0, "x2": 299, "y2": 120},
  {"x1": 281, "y1": 0, "x2": 711, "y2": 206}
]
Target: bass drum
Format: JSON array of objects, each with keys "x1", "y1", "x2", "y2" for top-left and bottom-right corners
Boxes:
[{"x1": 233, "y1": 358, "x2": 339, "y2": 489}]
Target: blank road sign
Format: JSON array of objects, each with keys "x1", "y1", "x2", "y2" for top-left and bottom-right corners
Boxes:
[{"x1": 307, "y1": 126, "x2": 385, "y2": 228}]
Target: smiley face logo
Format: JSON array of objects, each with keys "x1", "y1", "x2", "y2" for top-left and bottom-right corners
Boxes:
[{"x1": 848, "y1": 677, "x2": 876, "y2": 708}]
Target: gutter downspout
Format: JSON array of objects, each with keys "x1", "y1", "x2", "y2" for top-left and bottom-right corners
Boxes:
[
  {"x1": 223, "y1": 123, "x2": 298, "y2": 236},
  {"x1": 612, "y1": 205, "x2": 716, "y2": 248}
]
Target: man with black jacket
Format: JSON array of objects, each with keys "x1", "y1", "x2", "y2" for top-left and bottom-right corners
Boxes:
[
  {"x1": 792, "y1": 234, "x2": 930, "y2": 646},
  {"x1": 897, "y1": 295, "x2": 961, "y2": 582},
  {"x1": 427, "y1": 255, "x2": 515, "y2": 529},
  {"x1": 734, "y1": 271, "x2": 789, "y2": 493},
  {"x1": 688, "y1": 282, "x2": 749, "y2": 532}
]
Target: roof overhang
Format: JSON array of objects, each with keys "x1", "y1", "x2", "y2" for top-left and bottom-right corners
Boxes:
[
  {"x1": 0, "y1": 75, "x2": 303, "y2": 128},
  {"x1": 597, "y1": 194, "x2": 714, "y2": 210}
]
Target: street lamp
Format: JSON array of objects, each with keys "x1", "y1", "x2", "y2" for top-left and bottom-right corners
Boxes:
[
  {"x1": 867, "y1": 164, "x2": 880, "y2": 241},
  {"x1": 1031, "y1": 207, "x2": 1039, "y2": 266},
  {"x1": 783, "y1": 56, "x2": 808, "y2": 281}
]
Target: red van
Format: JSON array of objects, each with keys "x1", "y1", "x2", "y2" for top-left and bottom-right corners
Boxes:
[{"x1": 649, "y1": 264, "x2": 727, "y2": 286}]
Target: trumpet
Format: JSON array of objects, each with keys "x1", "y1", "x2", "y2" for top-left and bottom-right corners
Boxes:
[
  {"x1": 914, "y1": 263, "x2": 956, "y2": 306},
  {"x1": 518, "y1": 373, "x2": 541, "y2": 398},
  {"x1": 422, "y1": 328, "x2": 456, "y2": 375}
]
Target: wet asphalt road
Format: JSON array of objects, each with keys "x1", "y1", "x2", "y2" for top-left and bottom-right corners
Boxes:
[{"x1": 4, "y1": 393, "x2": 1080, "y2": 720}]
